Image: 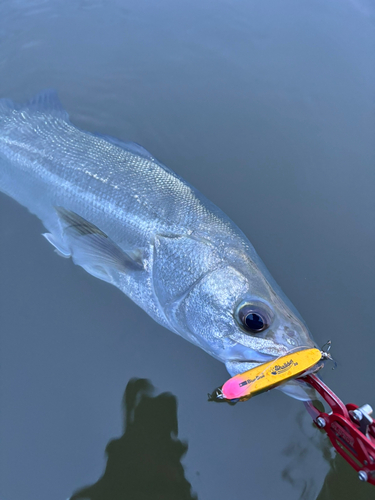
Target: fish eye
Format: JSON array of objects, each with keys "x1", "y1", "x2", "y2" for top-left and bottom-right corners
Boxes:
[
  {"x1": 236, "y1": 301, "x2": 273, "y2": 334},
  {"x1": 244, "y1": 312, "x2": 264, "y2": 331}
]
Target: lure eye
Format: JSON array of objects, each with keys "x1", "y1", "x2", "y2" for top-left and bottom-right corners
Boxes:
[{"x1": 236, "y1": 302, "x2": 272, "y2": 333}]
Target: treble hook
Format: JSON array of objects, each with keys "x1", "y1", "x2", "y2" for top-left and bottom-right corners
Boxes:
[
  {"x1": 320, "y1": 340, "x2": 337, "y2": 370},
  {"x1": 321, "y1": 340, "x2": 332, "y2": 352}
]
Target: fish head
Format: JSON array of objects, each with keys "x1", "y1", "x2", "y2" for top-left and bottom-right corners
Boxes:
[{"x1": 169, "y1": 249, "x2": 316, "y2": 399}]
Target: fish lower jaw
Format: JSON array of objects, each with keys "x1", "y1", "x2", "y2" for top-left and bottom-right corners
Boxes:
[{"x1": 225, "y1": 358, "x2": 274, "y2": 377}]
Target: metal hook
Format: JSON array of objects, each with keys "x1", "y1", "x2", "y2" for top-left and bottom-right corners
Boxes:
[
  {"x1": 321, "y1": 340, "x2": 332, "y2": 352},
  {"x1": 320, "y1": 341, "x2": 337, "y2": 370}
]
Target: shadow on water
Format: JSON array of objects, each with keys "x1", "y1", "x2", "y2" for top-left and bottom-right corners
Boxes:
[
  {"x1": 70, "y1": 378, "x2": 197, "y2": 500},
  {"x1": 68, "y1": 377, "x2": 375, "y2": 500}
]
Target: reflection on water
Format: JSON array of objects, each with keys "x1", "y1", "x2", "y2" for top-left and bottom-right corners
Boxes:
[
  {"x1": 282, "y1": 408, "x2": 375, "y2": 499},
  {"x1": 70, "y1": 378, "x2": 197, "y2": 500},
  {"x1": 281, "y1": 409, "x2": 328, "y2": 500},
  {"x1": 316, "y1": 454, "x2": 374, "y2": 500}
]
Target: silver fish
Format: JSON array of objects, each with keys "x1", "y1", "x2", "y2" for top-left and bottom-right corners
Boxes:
[{"x1": 0, "y1": 90, "x2": 316, "y2": 399}]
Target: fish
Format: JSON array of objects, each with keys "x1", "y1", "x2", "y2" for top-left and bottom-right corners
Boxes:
[{"x1": 0, "y1": 90, "x2": 317, "y2": 400}]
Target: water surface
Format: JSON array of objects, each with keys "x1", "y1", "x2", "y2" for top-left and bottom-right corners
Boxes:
[{"x1": 0, "y1": 1, "x2": 374, "y2": 499}]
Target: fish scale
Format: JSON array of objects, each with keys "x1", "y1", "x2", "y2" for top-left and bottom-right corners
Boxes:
[{"x1": 0, "y1": 90, "x2": 318, "y2": 400}]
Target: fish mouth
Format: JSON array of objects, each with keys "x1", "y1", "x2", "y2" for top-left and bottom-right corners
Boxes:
[
  {"x1": 223, "y1": 344, "x2": 282, "y2": 376},
  {"x1": 225, "y1": 357, "x2": 274, "y2": 377},
  {"x1": 226, "y1": 346, "x2": 320, "y2": 377}
]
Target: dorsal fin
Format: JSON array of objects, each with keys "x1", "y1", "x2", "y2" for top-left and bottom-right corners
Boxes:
[
  {"x1": 94, "y1": 133, "x2": 155, "y2": 160},
  {"x1": 0, "y1": 98, "x2": 16, "y2": 114},
  {"x1": 24, "y1": 89, "x2": 70, "y2": 121}
]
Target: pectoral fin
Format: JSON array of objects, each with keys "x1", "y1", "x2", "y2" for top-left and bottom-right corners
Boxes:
[
  {"x1": 42, "y1": 232, "x2": 71, "y2": 258},
  {"x1": 50, "y1": 207, "x2": 144, "y2": 282}
]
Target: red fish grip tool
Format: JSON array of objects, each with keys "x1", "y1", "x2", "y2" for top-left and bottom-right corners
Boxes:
[{"x1": 301, "y1": 373, "x2": 375, "y2": 485}]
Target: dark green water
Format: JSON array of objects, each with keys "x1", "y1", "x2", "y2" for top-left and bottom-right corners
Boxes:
[{"x1": 0, "y1": 1, "x2": 374, "y2": 499}]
